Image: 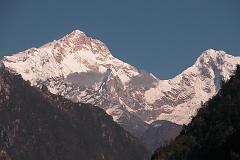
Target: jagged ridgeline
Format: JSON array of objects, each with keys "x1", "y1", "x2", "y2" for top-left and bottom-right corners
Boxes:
[
  {"x1": 151, "y1": 65, "x2": 240, "y2": 160},
  {"x1": 0, "y1": 65, "x2": 149, "y2": 160},
  {"x1": 3, "y1": 30, "x2": 240, "y2": 151}
]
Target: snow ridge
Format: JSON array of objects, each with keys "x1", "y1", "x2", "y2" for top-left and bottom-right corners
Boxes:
[{"x1": 3, "y1": 30, "x2": 240, "y2": 136}]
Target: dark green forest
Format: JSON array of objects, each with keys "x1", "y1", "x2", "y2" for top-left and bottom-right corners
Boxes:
[{"x1": 152, "y1": 65, "x2": 240, "y2": 160}]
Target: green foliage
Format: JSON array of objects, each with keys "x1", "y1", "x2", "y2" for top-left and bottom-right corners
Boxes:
[{"x1": 152, "y1": 65, "x2": 240, "y2": 160}]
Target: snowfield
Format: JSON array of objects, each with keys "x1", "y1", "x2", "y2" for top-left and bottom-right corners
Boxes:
[{"x1": 3, "y1": 30, "x2": 240, "y2": 136}]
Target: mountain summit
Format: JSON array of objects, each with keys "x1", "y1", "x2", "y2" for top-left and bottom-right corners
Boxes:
[{"x1": 3, "y1": 30, "x2": 240, "y2": 142}]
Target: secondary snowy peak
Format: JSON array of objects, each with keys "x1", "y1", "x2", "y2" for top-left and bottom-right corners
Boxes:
[
  {"x1": 195, "y1": 49, "x2": 240, "y2": 80},
  {"x1": 144, "y1": 49, "x2": 240, "y2": 124}
]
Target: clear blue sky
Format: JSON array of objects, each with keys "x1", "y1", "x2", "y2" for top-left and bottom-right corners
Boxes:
[{"x1": 1, "y1": 0, "x2": 240, "y2": 79}]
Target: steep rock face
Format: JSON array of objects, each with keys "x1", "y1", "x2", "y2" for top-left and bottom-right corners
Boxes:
[
  {"x1": 0, "y1": 66, "x2": 149, "y2": 160},
  {"x1": 3, "y1": 30, "x2": 240, "y2": 139}
]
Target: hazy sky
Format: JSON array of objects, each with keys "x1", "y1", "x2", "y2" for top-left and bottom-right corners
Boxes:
[{"x1": 1, "y1": 0, "x2": 240, "y2": 79}]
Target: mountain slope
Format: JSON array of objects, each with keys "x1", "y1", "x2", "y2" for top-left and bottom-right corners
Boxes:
[
  {"x1": 146, "y1": 49, "x2": 240, "y2": 124},
  {"x1": 151, "y1": 65, "x2": 240, "y2": 160},
  {"x1": 140, "y1": 120, "x2": 182, "y2": 152},
  {"x1": 3, "y1": 30, "x2": 148, "y2": 137},
  {"x1": 3, "y1": 30, "x2": 240, "y2": 139},
  {"x1": 0, "y1": 65, "x2": 149, "y2": 160}
]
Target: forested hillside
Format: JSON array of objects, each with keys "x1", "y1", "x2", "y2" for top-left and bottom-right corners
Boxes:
[{"x1": 0, "y1": 66, "x2": 149, "y2": 160}]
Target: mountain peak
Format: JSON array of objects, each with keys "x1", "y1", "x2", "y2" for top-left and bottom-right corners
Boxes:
[
  {"x1": 3, "y1": 30, "x2": 240, "y2": 141},
  {"x1": 195, "y1": 49, "x2": 240, "y2": 71},
  {"x1": 60, "y1": 29, "x2": 88, "y2": 44},
  {"x1": 201, "y1": 49, "x2": 226, "y2": 58},
  {"x1": 67, "y1": 29, "x2": 86, "y2": 38},
  {"x1": 60, "y1": 29, "x2": 111, "y2": 57},
  {"x1": 195, "y1": 49, "x2": 229, "y2": 66},
  {"x1": 71, "y1": 29, "x2": 85, "y2": 34},
  {"x1": 205, "y1": 48, "x2": 218, "y2": 53},
  {"x1": 65, "y1": 29, "x2": 86, "y2": 38}
]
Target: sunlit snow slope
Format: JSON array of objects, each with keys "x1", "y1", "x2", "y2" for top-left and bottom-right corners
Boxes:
[{"x1": 3, "y1": 30, "x2": 240, "y2": 137}]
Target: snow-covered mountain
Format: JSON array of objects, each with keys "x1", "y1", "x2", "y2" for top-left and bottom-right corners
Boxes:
[{"x1": 3, "y1": 30, "x2": 240, "y2": 138}]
